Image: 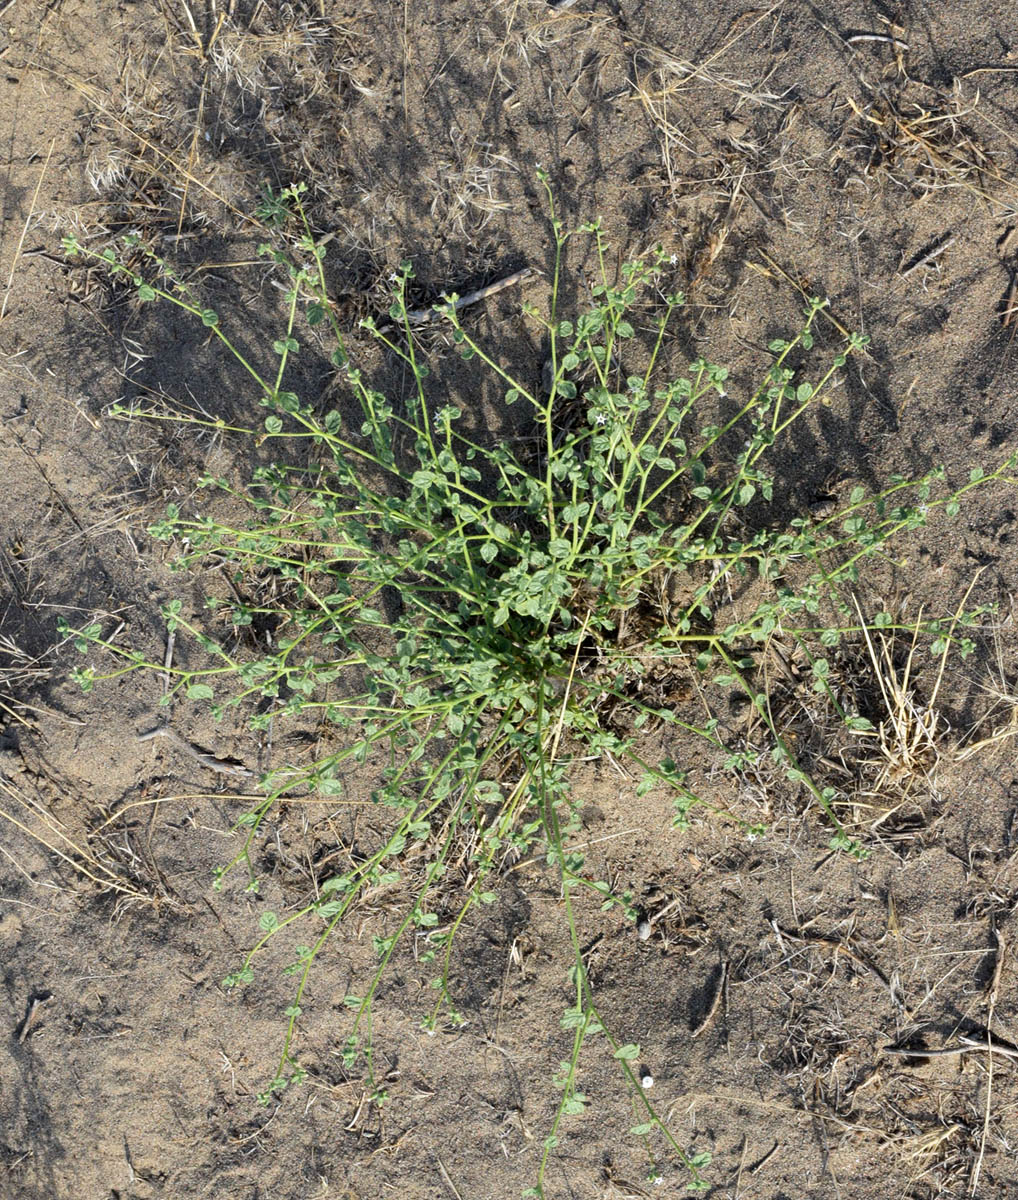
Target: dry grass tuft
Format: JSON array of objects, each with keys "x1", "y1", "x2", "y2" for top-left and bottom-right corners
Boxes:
[
  {"x1": 427, "y1": 125, "x2": 516, "y2": 238},
  {"x1": 36, "y1": 5, "x2": 377, "y2": 251},
  {"x1": 489, "y1": 0, "x2": 612, "y2": 82},
  {"x1": 955, "y1": 623, "x2": 1018, "y2": 763},
  {"x1": 843, "y1": 82, "x2": 1018, "y2": 212},
  {"x1": 831, "y1": 603, "x2": 1018, "y2": 843},
  {"x1": 0, "y1": 771, "x2": 161, "y2": 905},
  {"x1": 851, "y1": 618, "x2": 948, "y2": 828},
  {"x1": 208, "y1": 14, "x2": 375, "y2": 102},
  {"x1": 0, "y1": 635, "x2": 49, "y2": 726},
  {"x1": 629, "y1": 16, "x2": 789, "y2": 200}
]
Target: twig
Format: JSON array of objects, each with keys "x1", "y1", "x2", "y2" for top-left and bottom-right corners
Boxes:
[
  {"x1": 136, "y1": 723, "x2": 255, "y2": 777},
  {"x1": 178, "y1": 0, "x2": 199, "y2": 41},
  {"x1": 846, "y1": 33, "x2": 909, "y2": 51},
  {"x1": 899, "y1": 234, "x2": 956, "y2": 278},
  {"x1": 960, "y1": 65, "x2": 1018, "y2": 78},
  {"x1": 432, "y1": 1148, "x2": 464, "y2": 1200},
  {"x1": 0, "y1": 139, "x2": 55, "y2": 325},
  {"x1": 161, "y1": 628, "x2": 176, "y2": 695},
  {"x1": 94, "y1": 789, "x2": 266, "y2": 834},
  {"x1": 752, "y1": 250, "x2": 873, "y2": 357},
  {"x1": 750, "y1": 1142, "x2": 781, "y2": 1175},
  {"x1": 1001, "y1": 268, "x2": 1018, "y2": 329},
  {"x1": 404, "y1": 266, "x2": 534, "y2": 327},
  {"x1": 16, "y1": 994, "x2": 48, "y2": 1044},
  {"x1": 691, "y1": 959, "x2": 728, "y2": 1038},
  {"x1": 884, "y1": 1033, "x2": 1018, "y2": 1063},
  {"x1": 971, "y1": 930, "x2": 1007, "y2": 1195}
]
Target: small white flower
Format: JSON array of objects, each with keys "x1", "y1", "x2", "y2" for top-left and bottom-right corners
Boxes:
[
  {"x1": 595, "y1": 412, "x2": 608, "y2": 426},
  {"x1": 669, "y1": 254, "x2": 678, "y2": 265}
]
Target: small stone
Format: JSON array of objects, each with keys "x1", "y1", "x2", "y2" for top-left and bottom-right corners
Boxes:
[{"x1": 636, "y1": 918, "x2": 652, "y2": 942}]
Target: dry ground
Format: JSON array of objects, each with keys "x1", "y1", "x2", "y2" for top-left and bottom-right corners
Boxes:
[{"x1": 3, "y1": 1, "x2": 1018, "y2": 1197}]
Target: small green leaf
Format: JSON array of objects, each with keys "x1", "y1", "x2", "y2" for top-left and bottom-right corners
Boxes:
[
  {"x1": 187, "y1": 683, "x2": 214, "y2": 701},
  {"x1": 613, "y1": 1043, "x2": 641, "y2": 1061}
]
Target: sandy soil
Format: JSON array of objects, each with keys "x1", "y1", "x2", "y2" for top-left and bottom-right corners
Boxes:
[{"x1": 3, "y1": 2, "x2": 1018, "y2": 1197}]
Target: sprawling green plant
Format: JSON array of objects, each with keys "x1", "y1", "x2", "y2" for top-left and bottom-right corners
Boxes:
[{"x1": 59, "y1": 181, "x2": 1014, "y2": 1195}]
